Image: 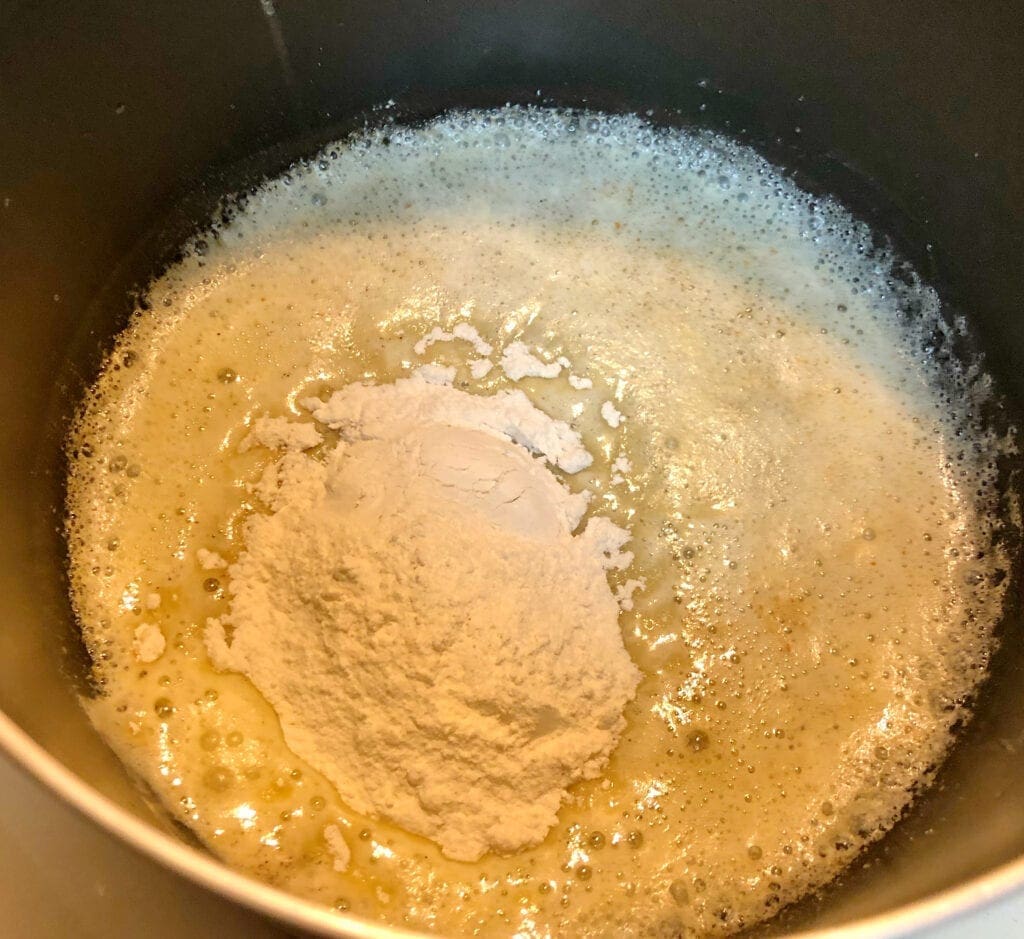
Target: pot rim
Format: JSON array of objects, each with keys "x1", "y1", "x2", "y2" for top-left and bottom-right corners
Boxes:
[{"x1": 1, "y1": 708, "x2": 1021, "y2": 938}]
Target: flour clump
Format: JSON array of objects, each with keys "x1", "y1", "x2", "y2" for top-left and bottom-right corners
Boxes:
[
  {"x1": 239, "y1": 414, "x2": 322, "y2": 452},
  {"x1": 206, "y1": 370, "x2": 641, "y2": 861}
]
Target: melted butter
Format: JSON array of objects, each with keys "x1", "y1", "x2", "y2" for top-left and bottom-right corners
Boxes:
[{"x1": 66, "y1": 109, "x2": 1010, "y2": 937}]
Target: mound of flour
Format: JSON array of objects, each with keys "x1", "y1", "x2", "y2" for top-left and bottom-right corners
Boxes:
[{"x1": 206, "y1": 370, "x2": 640, "y2": 861}]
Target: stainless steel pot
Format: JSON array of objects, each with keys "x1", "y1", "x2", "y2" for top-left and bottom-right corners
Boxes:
[{"x1": 1, "y1": 1, "x2": 1021, "y2": 935}]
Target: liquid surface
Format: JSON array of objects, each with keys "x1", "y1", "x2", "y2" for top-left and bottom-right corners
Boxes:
[{"x1": 66, "y1": 109, "x2": 1009, "y2": 937}]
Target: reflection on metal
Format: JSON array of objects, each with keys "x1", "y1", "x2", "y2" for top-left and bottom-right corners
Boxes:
[{"x1": 257, "y1": 0, "x2": 298, "y2": 106}]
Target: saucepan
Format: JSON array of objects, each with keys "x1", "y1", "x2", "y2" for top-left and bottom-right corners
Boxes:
[{"x1": 1, "y1": 0, "x2": 1021, "y2": 935}]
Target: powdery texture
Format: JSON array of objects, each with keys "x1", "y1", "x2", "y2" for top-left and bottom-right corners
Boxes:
[
  {"x1": 206, "y1": 376, "x2": 639, "y2": 861},
  {"x1": 500, "y1": 341, "x2": 562, "y2": 380},
  {"x1": 323, "y1": 824, "x2": 351, "y2": 872},
  {"x1": 414, "y1": 323, "x2": 493, "y2": 357},
  {"x1": 600, "y1": 401, "x2": 624, "y2": 429},
  {"x1": 468, "y1": 358, "x2": 494, "y2": 379},
  {"x1": 131, "y1": 623, "x2": 165, "y2": 663},
  {"x1": 196, "y1": 548, "x2": 228, "y2": 570},
  {"x1": 239, "y1": 415, "x2": 322, "y2": 452},
  {"x1": 304, "y1": 369, "x2": 593, "y2": 473}
]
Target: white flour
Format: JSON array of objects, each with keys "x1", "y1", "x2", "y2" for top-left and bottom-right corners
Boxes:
[
  {"x1": 500, "y1": 341, "x2": 563, "y2": 381},
  {"x1": 206, "y1": 369, "x2": 641, "y2": 861},
  {"x1": 600, "y1": 401, "x2": 624, "y2": 429},
  {"x1": 131, "y1": 622, "x2": 165, "y2": 663},
  {"x1": 240, "y1": 415, "x2": 323, "y2": 452},
  {"x1": 308, "y1": 368, "x2": 595, "y2": 474},
  {"x1": 413, "y1": 322, "x2": 494, "y2": 357},
  {"x1": 196, "y1": 548, "x2": 228, "y2": 571}
]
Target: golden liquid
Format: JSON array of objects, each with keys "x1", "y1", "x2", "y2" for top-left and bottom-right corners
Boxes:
[{"x1": 66, "y1": 109, "x2": 1008, "y2": 937}]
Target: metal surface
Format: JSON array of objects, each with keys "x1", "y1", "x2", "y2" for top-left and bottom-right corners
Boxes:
[
  {"x1": 3, "y1": 706, "x2": 1024, "y2": 938},
  {"x1": 0, "y1": 746, "x2": 283, "y2": 938},
  {"x1": 0, "y1": 1, "x2": 1021, "y2": 936}
]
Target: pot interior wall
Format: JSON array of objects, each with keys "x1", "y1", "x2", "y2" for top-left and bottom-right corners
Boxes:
[{"x1": 1, "y1": 0, "x2": 1022, "y2": 933}]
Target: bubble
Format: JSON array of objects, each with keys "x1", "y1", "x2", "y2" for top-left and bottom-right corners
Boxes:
[
  {"x1": 657, "y1": 913, "x2": 687, "y2": 938},
  {"x1": 686, "y1": 730, "x2": 710, "y2": 752},
  {"x1": 203, "y1": 765, "x2": 233, "y2": 792},
  {"x1": 669, "y1": 879, "x2": 689, "y2": 905}
]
